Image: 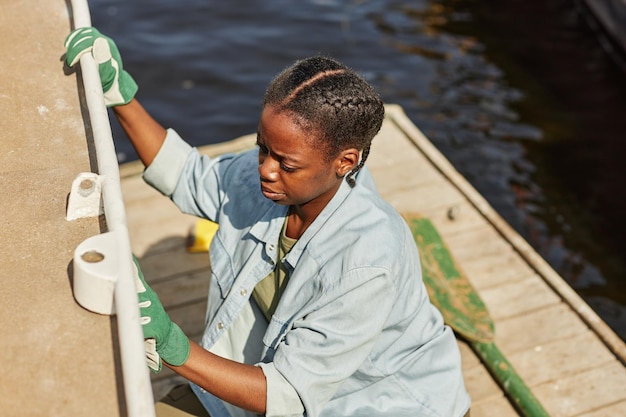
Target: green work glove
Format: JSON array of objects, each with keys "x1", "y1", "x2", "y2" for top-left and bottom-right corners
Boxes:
[
  {"x1": 64, "y1": 27, "x2": 138, "y2": 107},
  {"x1": 132, "y1": 256, "x2": 190, "y2": 373}
]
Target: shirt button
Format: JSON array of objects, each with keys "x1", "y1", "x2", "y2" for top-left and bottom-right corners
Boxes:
[
  {"x1": 268, "y1": 244, "x2": 275, "y2": 251},
  {"x1": 240, "y1": 289, "x2": 247, "y2": 296},
  {"x1": 217, "y1": 322, "x2": 224, "y2": 330}
]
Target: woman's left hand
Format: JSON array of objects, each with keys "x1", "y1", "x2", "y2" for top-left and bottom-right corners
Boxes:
[{"x1": 133, "y1": 255, "x2": 190, "y2": 373}]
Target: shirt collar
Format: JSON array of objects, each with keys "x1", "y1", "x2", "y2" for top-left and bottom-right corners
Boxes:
[
  {"x1": 284, "y1": 176, "x2": 355, "y2": 267},
  {"x1": 249, "y1": 203, "x2": 289, "y2": 245},
  {"x1": 248, "y1": 172, "x2": 361, "y2": 266}
]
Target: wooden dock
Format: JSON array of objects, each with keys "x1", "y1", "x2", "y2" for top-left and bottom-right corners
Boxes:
[{"x1": 120, "y1": 105, "x2": 626, "y2": 416}]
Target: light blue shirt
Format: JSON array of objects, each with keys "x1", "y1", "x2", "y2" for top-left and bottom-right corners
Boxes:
[{"x1": 144, "y1": 129, "x2": 470, "y2": 417}]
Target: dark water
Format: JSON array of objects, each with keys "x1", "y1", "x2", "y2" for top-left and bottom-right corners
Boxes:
[{"x1": 88, "y1": 0, "x2": 626, "y2": 340}]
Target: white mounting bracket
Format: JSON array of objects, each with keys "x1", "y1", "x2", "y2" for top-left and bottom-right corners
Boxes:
[
  {"x1": 66, "y1": 172, "x2": 104, "y2": 221},
  {"x1": 73, "y1": 232, "x2": 119, "y2": 315}
]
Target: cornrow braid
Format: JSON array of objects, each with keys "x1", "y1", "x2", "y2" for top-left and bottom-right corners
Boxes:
[
  {"x1": 346, "y1": 144, "x2": 371, "y2": 187},
  {"x1": 263, "y1": 56, "x2": 384, "y2": 187}
]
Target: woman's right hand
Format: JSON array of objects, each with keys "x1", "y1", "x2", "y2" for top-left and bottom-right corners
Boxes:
[
  {"x1": 66, "y1": 29, "x2": 167, "y2": 168},
  {"x1": 64, "y1": 27, "x2": 138, "y2": 107}
]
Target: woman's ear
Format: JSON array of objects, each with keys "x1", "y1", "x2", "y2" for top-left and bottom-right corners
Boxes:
[{"x1": 335, "y1": 148, "x2": 360, "y2": 177}]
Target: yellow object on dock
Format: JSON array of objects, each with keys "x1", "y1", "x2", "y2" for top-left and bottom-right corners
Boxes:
[{"x1": 187, "y1": 219, "x2": 219, "y2": 253}]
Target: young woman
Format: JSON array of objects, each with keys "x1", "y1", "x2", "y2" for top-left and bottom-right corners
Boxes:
[{"x1": 66, "y1": 27, "x2": 470, "y2": 417}]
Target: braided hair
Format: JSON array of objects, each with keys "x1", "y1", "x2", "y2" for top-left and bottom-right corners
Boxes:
[{"x1": 263, "y1": 57, "x2": 384, "y2": 187}]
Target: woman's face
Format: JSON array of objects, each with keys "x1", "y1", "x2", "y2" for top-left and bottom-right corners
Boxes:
[{"x1": 256, "y1": 106, "x2": 358, "y2": 214}]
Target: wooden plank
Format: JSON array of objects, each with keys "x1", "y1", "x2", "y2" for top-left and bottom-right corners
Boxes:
[
  {"x1": 577, "y1": 400, "x2": 626, "y2": 417},
  {"x1": 495, "y1": 303, "x2": 589, "y2": 353},
  {"x1": 368, "y1": 120, "x2": 440, "y2": 174},
  {"x1": 137, "y1": 245, "x2": 210, "y2": 284},
  {"x1": 471, "y1": 395, "x2": 520, "y2": 417},
  {"x1": 419, "y1": 202, "x2": 491, "y2": 239},
  {"x1": 382, "y1": 181, "x2": 467, "y2": 214},
  {"x1": 480, "y1": 275, "x2": 561, "y2": 321},
  {"x1": 150, "y1": 269, "x2": 211, "y2": 308},
  {"x1": 152, "y1": 374, "x2": 189, "y2": 403},
  {"x1": 368, "y1": 117, "x2": 469, "y2": 213},
  {"x1": 459, "y1": 247, "x2": 537, "y2": 290},
  {"x1": 458, "y1": 340, "x2": 482, "y2": 369},
  {"x1": 168, "y1": 302, "x2": 208, "y2": 342},
  {"x1": 368, "y1": 151, "x2": 442, "y2": 191},
  {"x1": 463, "y1": 362, "x2": 505, "y2": 403},
  {"x1": 507, "y1": 330, "x2": 617, "y2": 387},
  {"x1": 533, "y1": 363, "x2": 626, "y2": 417},
  {"x1": 441, "y1": 223, "x2": 515, "y2": 264},
  {"x1": 123, "y1": 176, "x2": 199, "y2": 256}
]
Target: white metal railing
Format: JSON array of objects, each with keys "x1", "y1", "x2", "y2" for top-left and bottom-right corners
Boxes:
[{"x1": 69, "y1": 1, "x2": 156, "y2": 416}]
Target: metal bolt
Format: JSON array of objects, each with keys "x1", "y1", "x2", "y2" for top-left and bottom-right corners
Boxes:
[
  {"x1": 81, "y1": 250, "x2": 105, "y2": 263},
  {"x1": 78, "y1": 179, "x2": 95, "y2": 197}
]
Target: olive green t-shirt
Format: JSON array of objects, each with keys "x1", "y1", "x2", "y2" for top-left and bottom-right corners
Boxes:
[{"x1": 252, "y1": 220, "x2": 297, "y2": 321}]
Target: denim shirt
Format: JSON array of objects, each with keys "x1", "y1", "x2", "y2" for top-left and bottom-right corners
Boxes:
[{"x1": 143, "y1": 129, "x2": 470, "y2": 417}]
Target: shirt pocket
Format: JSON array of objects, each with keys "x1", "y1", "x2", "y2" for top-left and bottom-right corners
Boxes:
[
  {"x1": 209, "y1": 235, "x2": 235, "y2": 299},
  {"x1": 262, "y1": 316, "x2": 291, "y2": 361}
]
